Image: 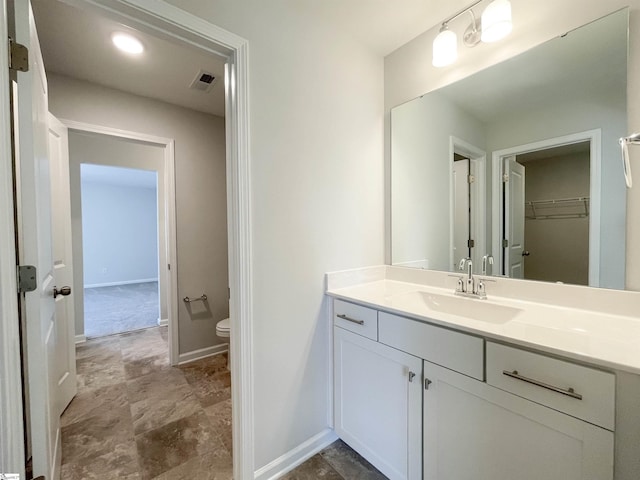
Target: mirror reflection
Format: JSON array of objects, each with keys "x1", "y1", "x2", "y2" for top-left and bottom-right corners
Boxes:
[{"x1": 391, "y1": 8, "x2": 628, "y2": 289}]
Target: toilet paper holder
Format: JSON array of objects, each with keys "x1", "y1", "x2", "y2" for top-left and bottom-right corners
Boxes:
[{"x1": 183, "y1": 294, "x2": 207, "y2": 303}]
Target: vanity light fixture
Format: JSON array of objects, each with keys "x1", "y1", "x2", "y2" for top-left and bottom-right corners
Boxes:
[
  {"x1": 432, "y1": 0, "x2": 512, "y2": 67},
  {"x1": 111, "y1": 32, "x2": 144, "y2": 55}
]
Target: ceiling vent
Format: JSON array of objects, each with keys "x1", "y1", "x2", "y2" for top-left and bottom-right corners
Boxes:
[{"x1": 189, "y1": 69, "x2": 218, "y2": 93}]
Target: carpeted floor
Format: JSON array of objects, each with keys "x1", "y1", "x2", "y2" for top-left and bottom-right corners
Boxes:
[{"x1": 84, "y1": 282, "x2": 160, "y2": 338}]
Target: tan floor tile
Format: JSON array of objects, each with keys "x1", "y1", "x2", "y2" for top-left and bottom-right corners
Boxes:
[
  {"x1": 61, "y1": 382, "x2": 128, "y2": 427},
  {"x1": 151, "y1": 449, "x2": 232, "y2": 480},
  {"x1": 75, "y1": 336, "x2": 121, "y2": 360},
  {"x1": 60, "y1": 441, "x2": 140, "y2": 479},
  {"x1": 280, "y1": 454, "x2": 343, "y2": 479},
  {"x1": 135, "y1": 411, "x2": 221, "y2": 480},
  {"x1": 76, "y1": 349, "x2": 126, "y2": 392},
  {"x1": 124, "y1": 353, "x2": 170, "y2": 380},
  {"x1": 320, "y1": 439, "x2": 387, "y2": 479},
  {"x1": 125, "y1": 368, "x2": 189, "y2": 404},
  {"x1": 61, "y1": 406, "x2": 134, "y2": 465},
  {"x1": 130, "y1": 389, "x2": 203, "y2": 435},
  {"x1": 205, "y1": 398, "x2": 232, "y2": 453}
]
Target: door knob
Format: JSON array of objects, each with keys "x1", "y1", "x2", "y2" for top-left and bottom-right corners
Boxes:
[
  {"x1": 53, "y1": 286, "x2": 71, "y2": 298},
  {"x1": 522, "y1": 251, "x2": 530, "y2": 257}
]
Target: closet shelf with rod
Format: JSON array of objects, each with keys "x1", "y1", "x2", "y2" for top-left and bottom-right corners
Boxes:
[{"x1": 525, "y1": 196, "x2": 589, "y2": 220}]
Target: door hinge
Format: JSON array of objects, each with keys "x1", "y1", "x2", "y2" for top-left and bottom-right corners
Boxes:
[
  {"x1": 468, "y1": 174, "x2": 475, "y2": 184},
  {"x1": 9, "y1": 38, "x2": 29, "y2": 72},
  {"x1": 502, "y1": 173, "x2": 509, "y2": 183},
  {"x1": 18, "y1": 265, "x2": 37, "y2": 293},
  {"x1": 467, "y1": 239, "x2": 475, "y2": 248},
  {"x1": 502, "y1": 239, "x2": 509, "y2": 248}
]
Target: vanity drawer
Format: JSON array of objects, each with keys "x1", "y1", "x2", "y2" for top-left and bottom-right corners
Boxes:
[
  {"x1": 378, "y1": 312, "x2": 484, "y2": 380},
  {"x1": 333, "y1": 299, "x2": 378, "y2": 340},
  {"x1": 486, "y1": 342, "x2": 615, "y2": 431}
]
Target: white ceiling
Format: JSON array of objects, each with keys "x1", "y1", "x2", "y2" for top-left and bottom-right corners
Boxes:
[
  {"x1": 30, "y1": 0, "x2": 472, "y2": 119},
  {"x1": 31, "y1": 0, "x2": 226, "y2": 117},
  {"x1": 283, "y1": 0, "x2": 471, "y2": 56},
  {"x1": 81, "y1": 163, "x2": 158, "y2": 189}
]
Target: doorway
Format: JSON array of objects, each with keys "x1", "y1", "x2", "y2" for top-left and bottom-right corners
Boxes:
[
  {"x1": 450, "y1": 136, "x2": 487, "y2": 274},
  {"x1": 80, "y1": 163, "x2": 161, "y2": 338},
  {"x1": 0, "y1": 1, "x2": 252, "y2": 479},
  {"x1": 492, "y1": 130, "x2": 601, "y2": 286}
]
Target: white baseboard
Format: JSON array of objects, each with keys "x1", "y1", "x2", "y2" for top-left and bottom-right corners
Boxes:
[
  {"x1": 158, "y1": 317, "x2": 168, "y2": 327},
  {"x1": 75, "y1": 335, "x2": 87, "y2": 345},
  {"x1": 84, "y1": 278, "x2": 159, "y2": 289},
  {"x1": 177, "y1": 343, "x2": 228, "y2": 365},
  {"x1": 254, "y1": 428, "x2": 338, "y2": 480}
]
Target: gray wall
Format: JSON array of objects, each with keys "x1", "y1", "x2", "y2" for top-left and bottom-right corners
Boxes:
[
  {"x1": 81, "y1": 178, "x2": 158, "y2": 287},
  {"x1": 51, "y1": 74, "x2": 229, "y2": 354},
  {"x1": 522, "y1": 152, "x2": 590, "y2": 285}
]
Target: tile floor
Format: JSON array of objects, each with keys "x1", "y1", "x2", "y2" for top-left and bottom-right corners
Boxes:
[
  {"x1": 84, "y1": 282, "x2": 160, "y2": 338},
  {"x1": 61, "y1": 326, "x2": 386, "y2": 479}
]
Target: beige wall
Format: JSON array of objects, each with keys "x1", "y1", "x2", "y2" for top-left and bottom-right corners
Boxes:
[
  {"x1": 522, "y1": 153, "x2": 590, "y2": 285},
  {"x1": 385, "y1": 0, "x2": 640, "y2": 291},
  {"x1": 49, "y1": 73, "x2": 229, "y2": 355}
]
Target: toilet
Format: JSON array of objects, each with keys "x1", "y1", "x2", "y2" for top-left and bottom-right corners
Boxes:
[{"x1": 216, "y1": 318, "x2": 231, "y2": 370}]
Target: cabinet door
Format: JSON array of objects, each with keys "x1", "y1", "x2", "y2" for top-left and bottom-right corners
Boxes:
[
  {"x1": 334, "y1": 326, "x2": 422, "y2": 480},
  {"x1": 423, "y1": 361, "x2": 613, "y2": 480}
]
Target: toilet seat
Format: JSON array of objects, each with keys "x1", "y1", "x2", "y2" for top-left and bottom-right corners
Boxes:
[{"x1": 216, "y1": 318, "x2": 230, "y2": 337}]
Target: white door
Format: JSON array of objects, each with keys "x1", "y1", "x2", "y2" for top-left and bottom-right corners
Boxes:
[
  {"x1": 452, "y1": 159, "x2": 470, "y2": 270},
  {"x1": 423, "y1": 361, "x2": 613, "y2": 480},
  {"x1": 334, "y1": 326, "x2": 422, "y2": 480},
  {"x1": 48, "y1": 113, "x2": 77, "y2": 415},
  {"x1": 504, "y1": 156, "x2": 525, "y2": 278},
  {"x1": 12, "y1": 1, "x2": 61, "y2": 478}
]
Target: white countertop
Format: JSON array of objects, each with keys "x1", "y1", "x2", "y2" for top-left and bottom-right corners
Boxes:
[{"x1": 327, "y1": 278, "x2": 640, "y2": 375}]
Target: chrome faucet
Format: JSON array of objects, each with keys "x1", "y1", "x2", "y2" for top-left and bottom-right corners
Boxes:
[
  {"x1": 455, "y1": 257, "x2": 487, "y2": 299},
  {"x1": 482, "y1": 255, "x2": 494, "y2": 276}
]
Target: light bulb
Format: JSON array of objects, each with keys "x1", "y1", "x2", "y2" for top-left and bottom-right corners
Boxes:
[
  {"x1": 112, "y1": 32, "x2": 144, "y2": 55},
  {"x1": 433, "y1": 26, "x2": 458, "y2": 67},
  {"x1": 481, "y1": 0, "x2": 512, "y2": 43}
]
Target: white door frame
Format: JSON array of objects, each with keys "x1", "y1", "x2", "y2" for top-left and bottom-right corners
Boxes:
[
  {"x1": 491, "y1": 129, "x2": 601, "y2": 286},
  {"x1": 0, "y1": 0, "x2": 254, "y2": 478},
  {"x1": 62, "y1": 119, "x2": 179, "y2": 363},
  {"x1": 449, "y1": 136, "x2": 486, "y2": 273},
  {"x1": 0, "y1": 2, "x2": 27, "y2": 476}
]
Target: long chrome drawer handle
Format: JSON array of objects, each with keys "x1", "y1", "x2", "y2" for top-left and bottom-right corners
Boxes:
[
  {"x1": 502, "y1": 370, "x2": 583, "y2": 400},
  {"x1": 336, "y1": 314, "x2": 364, "y2": 325}
]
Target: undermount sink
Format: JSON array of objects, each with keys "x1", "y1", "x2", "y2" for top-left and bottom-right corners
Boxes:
[{"x1": 390, "y1": 291, "x2": 522, "y2": 324}]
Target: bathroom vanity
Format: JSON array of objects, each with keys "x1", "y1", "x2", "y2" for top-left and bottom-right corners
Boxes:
[{"x1": 326, "y1": 266, "x2": 640, "y2": 480}]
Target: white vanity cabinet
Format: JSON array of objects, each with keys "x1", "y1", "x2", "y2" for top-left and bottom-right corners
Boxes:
[
  {"x1": 423, "y1": 359, "x2": 614, "y2": 480},
  {"x1": 332, "y1": 298, "x2": 617, "y2": 480},
  {"x1": 333, "y1": 325, "x2": 423, "y2": 480}
]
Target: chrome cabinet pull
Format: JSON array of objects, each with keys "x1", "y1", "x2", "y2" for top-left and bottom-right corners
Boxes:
[
  {"x1": 408, "y1": 371, "x2": 416, "y2": 382},
  {"x1": 503, "y1": 370, "x2": 583, "y2": 400},
  {"x1": 336, "y1": 314, "x2": 364, "y2": 325}
]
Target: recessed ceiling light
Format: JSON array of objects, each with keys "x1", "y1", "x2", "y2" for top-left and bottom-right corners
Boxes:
[{"x1": 111, "y1": 32, "x2": 144, "y2": 55}]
